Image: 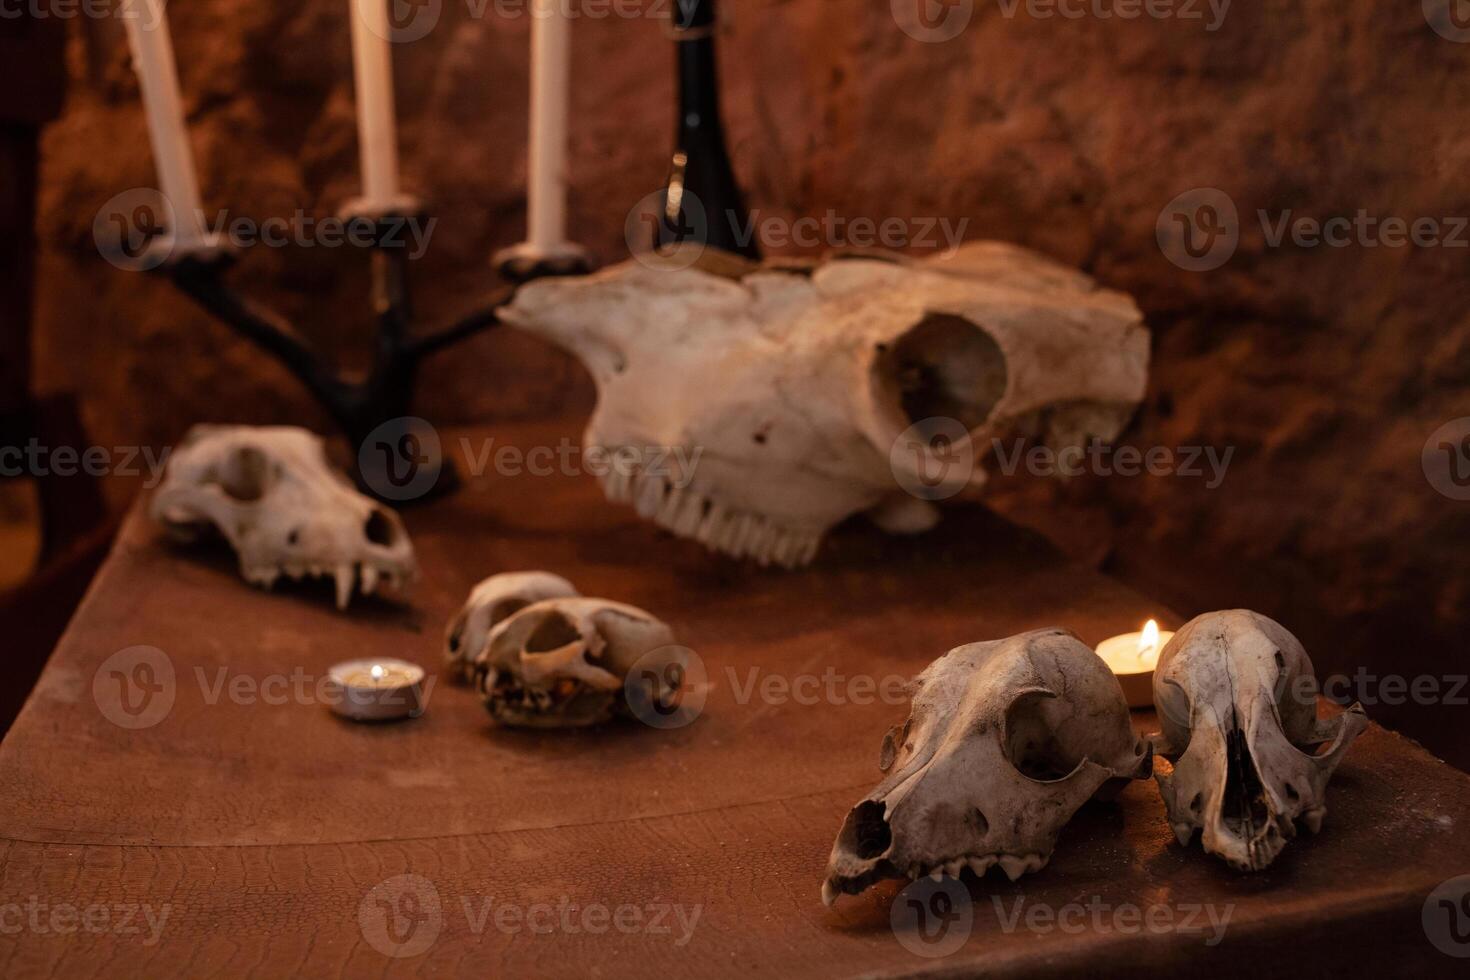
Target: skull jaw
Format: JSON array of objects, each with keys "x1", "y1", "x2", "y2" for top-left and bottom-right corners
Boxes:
[
  {"x1": 595, "y1": 442, "x2": 880, "y2": 569},
  {"x1": 1155, "y1": 703, "x2": 1368, "y2": 872},
  {"x1": 479, "y1": 668, "x2": 620, "y2": 729},
  {"x1": 822, "y1": 758, "x2": 1115, "y2": 905}
]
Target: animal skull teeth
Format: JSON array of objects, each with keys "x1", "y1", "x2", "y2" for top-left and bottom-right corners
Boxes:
[
  {"x1": 470, "y1": 596, "x2": 683, "y2": 728},
  {"x1": 603, "y1": 467, "x2": 821, "y2": 568},
  {"x1": 151, "y1": 425, "x2": 417, "y2": 609}
]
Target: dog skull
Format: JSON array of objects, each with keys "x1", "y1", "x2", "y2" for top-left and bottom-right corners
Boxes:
[
  {"x1": 822, "y1": 628, "x2": 1151, "y2": 904},
  {"x1": 150, "y1": 425, "x2": 417, "y2": 609},
  {"x1": 472, "y1": 597, "x2": 682, "y2": 728},
  {"x1": 444, "y1": 572, "x2": 580, "y2": 681},
  {"x1": 500, "y1": 243, "x2": 1147, "y2": 568},
  {"x1": 1152, "y1": 609, "x2": 1368, "y2": 871}
]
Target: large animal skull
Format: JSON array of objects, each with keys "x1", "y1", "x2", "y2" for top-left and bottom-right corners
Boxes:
[
  {"x1": 822, "y1": 628, "x2": 1151, "y2": 904},
  {"x1": 1152, "y1": 610, "x2": 1368, "y2": 871},
  {"x1": 471, "y1": 597, "x2": 682, "y2": 728},
  {"x1": 444, "y1": 571, "x2": 580, "y2": 681},
  {"x1": 500, "y1": 243, "x2": 1147, "y2": 568},
  {"x1": 150, "y1": 425, "x2": 417, "y2": 609}
]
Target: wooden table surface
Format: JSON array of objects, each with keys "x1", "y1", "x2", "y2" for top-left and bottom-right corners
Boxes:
[{"x1": 1, "y1": 419, "x2": 1467, "y2": 978}]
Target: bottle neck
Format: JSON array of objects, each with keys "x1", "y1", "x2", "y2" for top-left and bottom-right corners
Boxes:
[
  {"x1": 661, "y1": 0, "x2": 759, "y2": 259},
  {"x1": 673, "y1": 0, "x2": 723, "y2": 132}
]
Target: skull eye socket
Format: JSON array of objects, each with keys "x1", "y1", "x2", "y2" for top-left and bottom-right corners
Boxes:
[
  {"x1": 447, "y1": 610, "x2": 467, "y2": 653},
  {"x1": 489, "y1": 598, "x2": 530, "y2": 626},
  {"x1": 212, "y1": 447, "x2": 271, "y2": 502},
  {"x1": 365, "y1": 509, "x2": 397, "y2": 546},
  {"x1": 524, "y1": 612, "x2": 583, "y2": 654},
  {"x1": 876, "y1": 313, "x2": 1008, "y2": 434},
  {"x1": 1156, "y1": 679, "x2": 1192, "y2": 734},
  {"x1": 1003, "y1": 691, "x2": 1085, "y2": 781}
]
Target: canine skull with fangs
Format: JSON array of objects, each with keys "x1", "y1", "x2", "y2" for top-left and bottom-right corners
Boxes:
[
  {"x1": 822, "y1": 629, "x2": 1151, "y2": 904},
  {"x1": 150, "y1": 425, "x2": 417, "y2": 609},
  {"x1": 500, "y1": 242, "x2": 1147, "y2": 568},
  {"x1": 1152, "y1": 610, "x2": 1368, "y2": 871},
  {"x1": 471, "y1": 597, "x2": 683, "y2": 728}
]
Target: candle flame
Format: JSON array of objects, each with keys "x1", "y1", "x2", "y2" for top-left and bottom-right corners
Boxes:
[
  {"x1": 1138, "y1": 620, "x2": 1161, "y2": 666},
  {"x1": 370, "y1": 664, "x2": 385, "y2": 680}
]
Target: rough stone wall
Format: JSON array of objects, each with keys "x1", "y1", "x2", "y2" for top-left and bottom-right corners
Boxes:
[{"x1": 31, "y1": 2, "x2": 1470, "y2": 764}]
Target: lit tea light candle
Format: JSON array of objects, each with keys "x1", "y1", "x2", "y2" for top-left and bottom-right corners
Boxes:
[
  {"x1": 1096, "y1": 619, "x2": 1175, "y2": 709},
  {"x1": 326, "y1": 657, "x2": 427, "y2": 722}
]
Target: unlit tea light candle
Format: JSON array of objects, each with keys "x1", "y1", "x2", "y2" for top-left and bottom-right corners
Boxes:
[
  {"x1": 1096, "y1": 619, "x2": 1175, "y2": 709},
  {"x1": 326, "y1": 658, "x2": 426, "y2": 721}
]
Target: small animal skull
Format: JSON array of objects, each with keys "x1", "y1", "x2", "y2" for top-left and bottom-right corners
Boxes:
[
  {"x1": 1152, "y1": 610, "x2": 1367, "y2": 871},
  {"x1": 822, "y1": 628, "x2": 1151, "y2": 904},
  {"x1": 444, "y1": 572, "x2": 580, "y2": 681},
  {"x1": 500, "y1": 243, "x2": 1147, "y2": 568},
  {"x1": 471, "y1": 597, "x2": 683, "y2": 728},
  {"x1": 150, "y1": 425, "x2": 417, "y2": 609}
]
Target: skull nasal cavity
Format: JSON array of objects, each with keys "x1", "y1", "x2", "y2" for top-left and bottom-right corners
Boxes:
[
  {"x1": 216, "y1": 447, "x2": 270, "y2": 502},
  {"x1": 878, "y1": 313, "x2": 1007, "y2": 433},
  {"x1": 365, "y1": 510, "x2": 396, "y2": 546},
  {"x1": 525, "y1": 613, "x2": 582, "y2": 653},
  {"x1": 838, "y1": 800, "x2": 893, "y2": 860}
]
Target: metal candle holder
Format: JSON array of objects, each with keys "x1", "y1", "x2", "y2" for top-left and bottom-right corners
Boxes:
[
  {"x1": 135, "y1": 6, "x2": 752, "y2": 502},
  {"x1": 158, "y1": 203, "x2": 506, "y2": 501}
]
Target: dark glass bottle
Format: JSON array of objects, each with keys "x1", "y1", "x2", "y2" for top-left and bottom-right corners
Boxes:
[{"x1": 655, "y1": 0, "x2": 760, "y2": 259}]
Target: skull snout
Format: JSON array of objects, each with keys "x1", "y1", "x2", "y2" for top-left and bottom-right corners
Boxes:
[{"x1": 1159, "y1": 708, "x2": 1293, "y2": 872}]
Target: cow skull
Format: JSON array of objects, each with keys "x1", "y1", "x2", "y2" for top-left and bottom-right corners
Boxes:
[
  {"x1": 471, "y1": 597, "x2": 683, "y2": 728},
  {"x1": 150, "y1": 425, "x2": 417, "y2": 609},
  {"x1": 822, "y1": 628, "x2": 1151, "y2": 904},
  {"x1": 1152, "y1": 609, "x2": 1368, "y2": 871},
  {"x1": 499, "y1": 243, "x2": 1147, "y2": 568}
]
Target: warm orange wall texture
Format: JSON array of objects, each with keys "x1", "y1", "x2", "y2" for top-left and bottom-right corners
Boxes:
[{"x1": 29, "y1": 2, "x2": 1470, "y2": 765}]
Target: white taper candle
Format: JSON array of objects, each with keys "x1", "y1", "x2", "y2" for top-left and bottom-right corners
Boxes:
[
  {"x1": 348, "y1": 0, "x2": 403, "y2": 211},
  {"x1": 526, "y1": 0, "x2": 572, "y2": 249},
  {"x1": 122, "y1": 0, "x2": 205, "y2": 247}
]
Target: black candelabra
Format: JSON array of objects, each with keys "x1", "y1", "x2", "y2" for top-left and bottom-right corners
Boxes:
[
  {"x1": 158, "y1": 206, "x2": 504, "y2": 501},
  {"x1": 137, "y1": 7, "x2": 756, "y2": 502}
]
